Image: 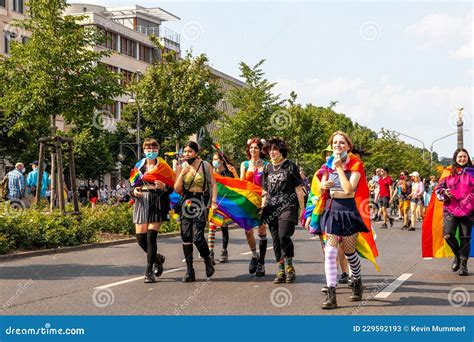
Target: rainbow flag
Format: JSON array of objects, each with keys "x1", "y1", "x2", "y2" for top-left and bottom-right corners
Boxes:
[
  {"x1": 422, "y1": 166, "x2": 474, "y2": 258},
  {"x1": 313, "y1": 154, "x2": 380, "y2": 271},
  {"x1": 303, "y1": 168, "x2": 328, "y2": 235},
  {"x1": 209, "y1": 208, "x2": 234, "y2": 227},
  {"x1": 214, "y1": 173, "x2": 262, "y2": 231},
  {"x1": 129, "y1": 157, "x2": 175, "y2": 188}
]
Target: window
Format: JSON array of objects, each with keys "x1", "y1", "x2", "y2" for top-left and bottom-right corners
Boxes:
[
  {"x1": 99, "y1": 28, "x2": 118, "y2": 51},
  {"x1": 120, "y1": 37, "x2": 137, "y2": 58},
  {"x1": 139, "y1": 44, "x2": 152, "y2": 63},
  {"x1": 121, "y1": 69, "x2": 134, "y2": 87},
  {"x1": 4, "y1": 31, "x2": 11, "y2": 54},
  {"x1": 13, "y1": 0, "x2": 24, "y2": 13},
  {"x1": 0, "y1": 0, "x2": 5, "y2": 8}
]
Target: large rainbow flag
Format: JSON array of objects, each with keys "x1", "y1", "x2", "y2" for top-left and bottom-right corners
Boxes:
[
  {"x1": 307, "y1": 154, "x2": 380, "y2": 271},
  {"x1": 213, "y1": 173, "x2": 262, "y2": 231},
  {"x1": 129, "y1": 157, "x2": 175, "y2": 188},
  {"x1": 169, "y1": 174, "x2": 262, "y2": 231},
  {"x1": 422, "y1": 166, "x2": 474, "y2": 258}
]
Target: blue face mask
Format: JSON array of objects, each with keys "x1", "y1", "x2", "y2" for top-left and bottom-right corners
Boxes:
[
  {"x1": 334, "y1": 151, "x2": 348, "y2": 159},
  {"x1": 212, "y1": 161, "x2": 220, "y2": 168},
  {"x1": 145, "y1": 151, "x2": 158, "y2": 160}
]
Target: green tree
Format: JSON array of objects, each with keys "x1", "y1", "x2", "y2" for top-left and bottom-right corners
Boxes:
[
  {"x1": 126, "y1": 39, "x2": 223, "y2": 151},
  {"x1": 216, "y1": 60, "x2": 285, "y2": 161},
  {"x1": 0, "y1": 0, "x2": 123, "y2": 164}
]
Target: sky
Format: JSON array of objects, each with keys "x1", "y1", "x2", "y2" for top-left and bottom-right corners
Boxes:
[{"x1": 69, "y1": 0, "x2": 473, "y2": 159}]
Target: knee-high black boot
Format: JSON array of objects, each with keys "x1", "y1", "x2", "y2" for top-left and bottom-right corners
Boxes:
[{"x1": 182, "y1": 244, "x2": 195, "y2": 282}]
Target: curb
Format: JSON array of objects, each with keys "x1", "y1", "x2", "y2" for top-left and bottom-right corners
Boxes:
[{"x1": 0, "y1": 225, "x2": 240, "y2": 262}]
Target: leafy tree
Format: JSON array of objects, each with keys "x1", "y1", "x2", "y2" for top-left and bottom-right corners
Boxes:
[{"x1": 0, "y1": 0, "x2": 123, "y2": 165}]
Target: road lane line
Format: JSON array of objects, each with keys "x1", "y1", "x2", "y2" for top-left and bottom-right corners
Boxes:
[
  {"x1": 374, "y1": 273, "x2": 413, "y2": 299},
  {"x1": 240, "y1": 246, "x2": 273, "y2": 256},
  {"x1": 94, "y1": 267, "x2": 186, "y2": 290}
]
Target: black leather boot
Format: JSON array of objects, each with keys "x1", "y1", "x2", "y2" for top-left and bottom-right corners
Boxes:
[
  {"x1": 182, "y1": 244, "x2": 195, "y2": 282},
  {"x1": 204, "y1": 256, "x2": 215, "y2": 278},
  {"x1": 451, "y1": 254, "x2": 461, "y2": 272},
  {"x1": 144, "y1": 265, "x2": 155, "y2": 283},
  {"x1": 459, "y1": 259, "x2": 468, "y2": 276},
  {"x1": 154, "y1": 254, "x2": 165, "y2": 277},
  {"x1": 321, "y1": 286, "x2": 337, "y2": 309},
  {"x1": 350, "y1": 278, "x2": 364, "y2": 301}
]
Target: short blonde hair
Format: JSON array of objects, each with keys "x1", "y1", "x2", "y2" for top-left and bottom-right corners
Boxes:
[{"x1": 328, "y1": 131, "x2": 353, "y2": 151}]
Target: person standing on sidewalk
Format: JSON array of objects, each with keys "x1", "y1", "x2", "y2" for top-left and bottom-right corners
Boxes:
[
  {"x1": 130, "y1": 138, "x2": 175, "y2": 283},
  {"x1": 7, "y1": 163, "x2": 26, "y2": 201},
  {"x1": 377, "y1": 167, "x2": 394, "y2": 228}
]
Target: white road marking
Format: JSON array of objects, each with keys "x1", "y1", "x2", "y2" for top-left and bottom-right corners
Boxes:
[
  {"x1": 240, "y1": 246, "x2": 273, "y2": 255},
  {"x1": 374, "y1": 273, "x2": 413, "y2": 299},
  {"x1": 94, "y1": 267, "x2": 186, "y2": 290}
]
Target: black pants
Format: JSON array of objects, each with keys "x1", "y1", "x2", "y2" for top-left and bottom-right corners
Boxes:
[
  {"x1": 267, "y1": 207, "x2": 297, "y2": 262},
  {"x1": 443, "y1": 213, "x2": 472, "y2": 260},
  {"x1": 180, "y1": 212, "x2": 211, "y2": 258}
]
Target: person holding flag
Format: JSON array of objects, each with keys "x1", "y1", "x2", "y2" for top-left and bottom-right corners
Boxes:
[
  {"x1": 129, "y1": 138, "x2": 176, "y2": 283},
  {"x1": 318, "y1": 131, "x2": 378, "y2": 309},
  {"x1": 434, "y1": 148, "x2": 473, "y2": 276}
]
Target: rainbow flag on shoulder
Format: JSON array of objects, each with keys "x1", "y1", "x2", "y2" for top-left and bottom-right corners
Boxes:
[{"x1": 129, "y1": 157, "x2": 175, "y2": 188}]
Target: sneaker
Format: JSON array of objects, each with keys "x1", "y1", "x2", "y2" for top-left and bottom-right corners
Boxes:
[
  {"x1": 381, "y1": 223, "x2": 388, "y2": 229},
  {"x1": 338, "y1": 272, "x2": 349, "y2": 284},
  {"x1": 286, "y1": 266, "x2": 296, "y2": 283},
  {"x1": 219, "y1": 250, "x2": 228, "y2": 263},
  {"x1": 273, "y1": 270, "x2": 286, "y2": 284},
  {"x1": 256, "y1": 262, "x2": 265, "y2": 277},
  {"x1": 389, "y1": 218, "x2": 394, "y2": 227},
  {"x1": 249, "y1": 257, "x2": 258, "y2": 274}
]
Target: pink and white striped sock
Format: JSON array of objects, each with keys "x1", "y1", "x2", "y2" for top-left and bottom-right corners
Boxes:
[{"x1": 324, "y1": 246, "x2": 338, "y2": 287}]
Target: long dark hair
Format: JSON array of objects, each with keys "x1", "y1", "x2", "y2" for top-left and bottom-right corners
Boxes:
[
  {"x1": 214, "y1": 152, "x2": 234, "y2": 172},
  {"x1": 184, "y1": 141, "x2": 200, "y2": 153},
  {"x1": 451, "y1": 148, "x2": 472, "y2": 175}
]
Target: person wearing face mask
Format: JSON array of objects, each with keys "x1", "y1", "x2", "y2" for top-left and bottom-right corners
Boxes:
[
  {"x1": 6, "y1": 162, "x2": 26, "y2": 201},
  {"x1": 318, "y1": 131, "x2": 376, "y2": 309},
  {"x1": 175, "y1": 141, "x2": 218, "y2": 282},
  {"x1": 261, "y1": 137, "x2": 305, "y2": 284},
  {"x1": 434, "y1": 148, "x2": 474, "y2": 276},
  {"x1": 130, "y1": 138, "x2": 176, "y2": 283},
  {"x1": 240, "y1": 137, "x2": 269, "y2": 277},
  {"x1": 207, "y1": 152, "x2": 237, "y2": 264}
]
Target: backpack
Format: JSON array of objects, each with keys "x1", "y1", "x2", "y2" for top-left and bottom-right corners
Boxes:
[{"x1": 0, "y1": 175, "x2": 9, "y2": 201}]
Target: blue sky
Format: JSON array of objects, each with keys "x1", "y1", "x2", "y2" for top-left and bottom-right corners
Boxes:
[{"x1": 70, "y1": 0, "x2": 473, "y2": 159}]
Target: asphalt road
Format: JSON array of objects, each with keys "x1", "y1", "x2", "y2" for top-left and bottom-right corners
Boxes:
[{"x1": 1, "y1": 219, "x2": 472, "y2": 315}]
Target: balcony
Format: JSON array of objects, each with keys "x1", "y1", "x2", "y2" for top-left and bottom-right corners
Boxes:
[{"x1": 135, "y1": 25, "x2": 180, "y2": 45}]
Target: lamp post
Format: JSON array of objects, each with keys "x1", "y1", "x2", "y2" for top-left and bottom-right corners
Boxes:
[
  {"x1": 128, "y1": 70, "x2": 142, "y2": 160},
  {"x1": 384, "y1": 128, "x2": 426, "y2": 161}
]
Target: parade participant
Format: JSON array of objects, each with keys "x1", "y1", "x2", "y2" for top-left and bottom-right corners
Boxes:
[
  {"x1": 422, "y1": 175, "x2": 437, "y2": 218},
  {"x1": 408, "y1": 171, "x2": 424, "y2": 231},
  {"x1": 261, "y1": 137, "x2": 305, "y2": 283},
  {"x1": 208, "y1": 151, "x2": 237, "y2": 264},
  {"x1": 175, "y1": 141, "x2": 217, "y2": 282},
  {"x1": 240, "y1": 138, "x2": 269, "y2": 277},
  {"x1": 130, "y1": 138, "x2": 175, "y2": 283},
  {"x1": 378, "y1": 167, "x2": 394, "y2": 228},
  {"x1": 394, "y1": 170, "x2": 412, "y2": 229},
  {"x1": 435, "y1": 148, "x2": 473, "y2": 276},
  {"x1": 319, "y1": 131, "x2": 371, "y2": 309}
]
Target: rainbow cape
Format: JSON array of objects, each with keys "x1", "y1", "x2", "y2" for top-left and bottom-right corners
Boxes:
[
  {"x1": 129, "y1": 157, "x2": 175, "y2": 188},
  {"x1": 314, "y1": 153, "x2": 380, "y2": 271},
  {"x1": 422, "y1": 166, "x2": 474, "y2": 258},
  {"x1": 302, "y1": 168, "x2": 328, "y2": 235}
]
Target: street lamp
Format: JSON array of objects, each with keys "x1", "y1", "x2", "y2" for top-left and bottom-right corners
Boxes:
[
  {"x1": 383, "y1": 128, "x2": 426, "y2": 161},
  {"x1": 430, "y1": 129, "x2": 469, "y2": 166},
  {"x1": 128, "y1": 70, "x2": 142, "y2": 159}
]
